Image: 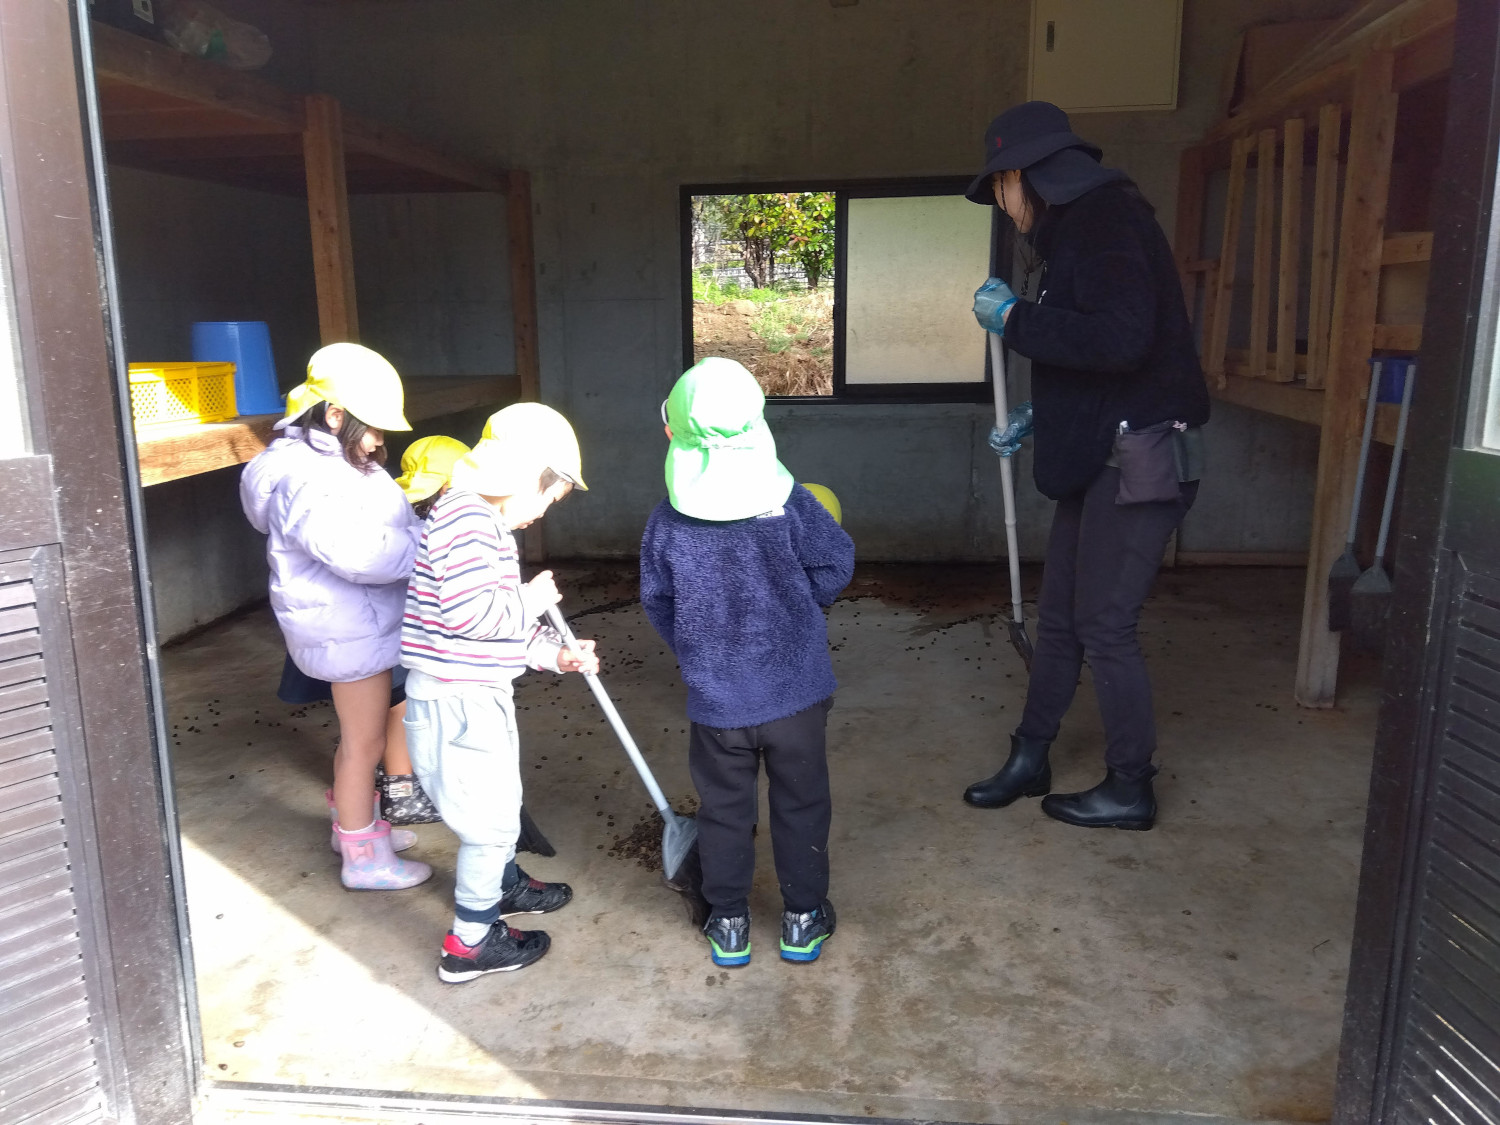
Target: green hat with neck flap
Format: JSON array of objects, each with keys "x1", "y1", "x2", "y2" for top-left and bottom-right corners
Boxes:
[{"x1": 664, "y1": 357, "x2": 795, "y2": 522}]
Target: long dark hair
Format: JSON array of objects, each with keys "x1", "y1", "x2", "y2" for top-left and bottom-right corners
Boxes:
[{"x1": 296, "y1": 400, "x2": 386, "y2": 473}]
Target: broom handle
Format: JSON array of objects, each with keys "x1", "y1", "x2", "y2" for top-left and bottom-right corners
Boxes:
[
  {"x1": 989, "y1": 332, "x2": 1025, "y2": 630},
  {"x1": 544, "y1": 604, "x2": 673, "y2": 816},
  {"x1": 1346, "y1": 361, "x2": 1383, "y2": 544},
  {"x1": 1372, "y1": 363, "x2": 1416, "y2": 563}
]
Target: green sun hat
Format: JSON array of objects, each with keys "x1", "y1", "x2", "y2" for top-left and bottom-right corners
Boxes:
[{"x1": 664, "y1": 357, "x2": 795, "y2": 521}]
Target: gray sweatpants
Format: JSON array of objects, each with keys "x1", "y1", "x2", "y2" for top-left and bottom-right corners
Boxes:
[{"x1": 403, "y1": 669, "x2": 522, "y2": 933}]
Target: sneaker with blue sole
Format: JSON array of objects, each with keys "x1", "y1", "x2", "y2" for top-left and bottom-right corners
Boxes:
[
  {"x1": 781, "y1": 900, "x2": 836, "y2": 962},
  {"x1": 703, "y1": 914, "x2": 751, "y2": 967}
]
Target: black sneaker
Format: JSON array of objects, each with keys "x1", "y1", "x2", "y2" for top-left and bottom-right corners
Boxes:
[
  {"x1": 781, "y1": 900, "x2": 836, "y2": 962},
  {"x1": 499, "y1": 866, "x2": 573, "y2": 915},
  {"x1": 704, "y1": 914, "x2": 751, "y2": 967},
  {"x1": 437, "y1": 923, "x2": 549, "y2": 983},
  {"x1": 379, "y1": 769, "x2": 442, "y2": 825}
]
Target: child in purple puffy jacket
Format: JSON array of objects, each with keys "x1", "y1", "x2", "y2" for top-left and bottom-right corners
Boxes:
[{"x1": 240, "y1": 344, "x2": 431, "y2": 891}]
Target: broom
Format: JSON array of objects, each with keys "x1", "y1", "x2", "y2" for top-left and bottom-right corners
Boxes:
[
  {"x1": 1349, "y1": 363, "x2": 1415, "y2": 650},
  {"x1": 544, "y1": 604, "x2": 708, "y2": 925},
  {"x1": 989, "y1": 331, "x2": 1034, "y2": 670},
  {"x1": 1328, "y1": 360, "x2": 1383, "y2": 632}
]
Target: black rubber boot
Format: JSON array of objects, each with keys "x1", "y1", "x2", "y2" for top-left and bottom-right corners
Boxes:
[
  {"x1": 963, "y1": 735, "x2": 1052, "y2": 808},
  {"x1": 1041, "y1": 769, "x2": 1156, "y2": 830}
]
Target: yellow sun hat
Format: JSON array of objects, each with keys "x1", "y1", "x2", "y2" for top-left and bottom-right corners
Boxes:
[
  {"x1": 277, "y1": 342, "x2": 411, "y2": 433},
  {"x1": 802, "y1": 483, "x2": 842, "y2": 524},
  {"x1": 454, "y1": 402, "x2": 588, "y2": 496},
  {"x1": 394, "y1": 435, "x2": 470, "y2": 503}
]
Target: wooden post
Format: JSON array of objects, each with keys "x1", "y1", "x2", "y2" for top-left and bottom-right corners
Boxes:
[
  {"x1": 1276, "y1": 117, "x2": 1306, "y2": 383},
  {"x1": 1295, "y1": 50, "x2": 1397, "y2": 708},
  {"x1": 302, "y1": 94, "x2": 358, "y2": 344},
  {"x1": 1173, "y1": 145, "x2": 1207, "y2": 320},
  {"x1": 507, "y1": 170, "x2": 541, "y2": 404},
  {"x1": 1250, "y1": 128, "x2": 1279, "y2": 380},
  {"x1": 1206, "y1": 135, "x2": 1251, "y2": 388},
  {"x1": 1306, "y1": 103, "x2": 1344, "y2": 390}
]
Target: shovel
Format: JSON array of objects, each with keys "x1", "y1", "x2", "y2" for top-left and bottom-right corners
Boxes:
[
  {"x1": 543, "y1": 605, "x2": 703, "y2": 899},
  {"x1": 1328, "y1": 360, "x2": 1384, "y2": 632},
  {"x1": 1349, "y1": 362, "x2": 1415, "y2": 649},
  {"x1": 989, "y1": 332, "x2": 1034, "y2": 670}
]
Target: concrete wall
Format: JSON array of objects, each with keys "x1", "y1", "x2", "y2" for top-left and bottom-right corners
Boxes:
[{"x1": 297, "y1": 0, "x2": 1346, "y2": 561}]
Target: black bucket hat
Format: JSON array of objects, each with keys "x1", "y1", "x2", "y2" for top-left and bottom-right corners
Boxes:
[{"x1": 963, "y1": 100, "x2": 1103, "y2": 205}]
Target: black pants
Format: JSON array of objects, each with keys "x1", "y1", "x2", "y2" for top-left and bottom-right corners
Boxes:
[
  {"x1": 688, "y1": 698, "x2": 833, "y2": 918},
  {"x1": 1017, "y1": 468, "x2": 1197, "y2": 781}
]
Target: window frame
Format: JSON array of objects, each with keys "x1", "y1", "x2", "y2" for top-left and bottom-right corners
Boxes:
[{"x1": 679, "y1": 177, "x2": 1000, "y2": 405}]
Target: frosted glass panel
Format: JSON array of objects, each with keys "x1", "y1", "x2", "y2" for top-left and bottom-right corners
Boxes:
[{"x1": 844, "y1": 195, "x2": 991, "y2": 385}]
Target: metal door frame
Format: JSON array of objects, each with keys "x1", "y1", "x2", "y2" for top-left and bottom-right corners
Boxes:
[
  {"x1": 0, "y1": 1, "x2": 198, "y2": 1120},
  {"x1": 1332, "y1": 1, "x2": 1500, "y2": 1122}
]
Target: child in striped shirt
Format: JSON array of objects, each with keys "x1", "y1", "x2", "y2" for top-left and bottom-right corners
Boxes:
[{"x1": 400, "y1": 403, "x2": 600, "y2": 983}]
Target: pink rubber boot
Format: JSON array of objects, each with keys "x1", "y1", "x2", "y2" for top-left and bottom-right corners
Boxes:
[
  {"x1": 334, "y1": 820, "x2": 432, "y2": 890},
  {"x1": 326, "y1": 790, "x2": 417, "y2": 854}
]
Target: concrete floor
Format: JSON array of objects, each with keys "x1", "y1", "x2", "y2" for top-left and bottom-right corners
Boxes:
[{"x1": 165, "y1": 564, "x2": 1377, "y2": 1125}]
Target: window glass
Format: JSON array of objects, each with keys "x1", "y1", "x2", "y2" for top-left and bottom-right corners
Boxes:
[
  {"x1": 0, "y1": 186, "x2": 27, "y2": 456},
  {"x1": 843, "y1": 195, "x2": 991, "y2": 386}
]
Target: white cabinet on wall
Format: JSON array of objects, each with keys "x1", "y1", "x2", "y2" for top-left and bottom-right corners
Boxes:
[{"x1": 1028, "y1": 0, "x2": 1183, "y2": 113}]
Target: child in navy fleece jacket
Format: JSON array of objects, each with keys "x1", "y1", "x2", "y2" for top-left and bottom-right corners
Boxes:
[{"x1": 641, "y1": 358, "x2": 854, "y2": 967}]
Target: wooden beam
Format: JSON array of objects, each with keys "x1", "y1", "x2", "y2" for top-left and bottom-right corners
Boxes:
[
  {"x1": 1277, "y1": 117, "x2": 1306, "y2": 383},
  {"x1": 1174, "y1": 146, "x2": 1208, "y2": 319},
  {"x1": 1207, "y1": 135, "x2": 1251, "y2": 387},
  {"x1": 1372, "y1": 322, "x2": 1422, "y2": 350},
  {"x1": 1382, "y1": 231, "x2": 1433, "y2": 264},
  {"x1": 1295, "y1": 46, "x2": 1398, "y2": 709},
  {"x1": 1306, "y1": 103, "x2": 1344, "y2": 390},
  {"x1": 1250, "y1": 128, "x2": 1279, "y2": 380},
  {"x1": 340, "y1": 110, "x2": 508, "y2": 194},
  {"x1": 507, "y1": 170, "x2": 541, "y2": 403},
  {"x1": 90, "y1": 21, "x2": 301, "y2": 131},
  {"x1": 302, "y1": 95, "x2": 359, "y2": 345},
  {"x1": 1212, "y1": 372, "x2": 1406, "y2": 445}
]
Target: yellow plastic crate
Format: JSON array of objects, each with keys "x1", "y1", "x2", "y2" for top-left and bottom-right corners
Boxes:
[{"x1": 128, "y1": 362, "x2": 238, "y2": 427}]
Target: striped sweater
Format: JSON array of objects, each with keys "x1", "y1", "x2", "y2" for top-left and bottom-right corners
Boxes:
[{"x1": 400, "y1": 489, "x2": 563, "y2": 684}]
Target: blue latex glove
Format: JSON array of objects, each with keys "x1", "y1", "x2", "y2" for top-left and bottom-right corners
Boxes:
[
  {"x1": 988, "y1": 401, "x2": 1034, "y2": 458},
  {"x1": 973, "y1": 276, "x2": 1018, "y2": 334}
]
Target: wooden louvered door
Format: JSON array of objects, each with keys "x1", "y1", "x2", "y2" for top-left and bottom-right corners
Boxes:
[
  {"x1": 1333, "y1": 4, "x2": 1500, "y2": 1122},
  {"x1": 0, "y1": 545, "x2": 109, "y2": 1124},
  {"x1": 1382, "y1": 556, "x2": 1500, "y2": 1120}
]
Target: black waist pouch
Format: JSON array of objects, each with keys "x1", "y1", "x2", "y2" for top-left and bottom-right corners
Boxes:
[{"x1": 1115, "y1": 422, "x2": 1183, "y2": 505}]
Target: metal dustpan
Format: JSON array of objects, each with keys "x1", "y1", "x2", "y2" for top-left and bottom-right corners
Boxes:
[{"x1": 545, "y1": 605, "x2": 700, "y2": 883}]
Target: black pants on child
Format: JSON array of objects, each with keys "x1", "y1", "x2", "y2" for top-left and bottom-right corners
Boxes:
[
  {"x1": 688, "y1": 697, "x2": 833, "y2": 919},
  {"x1": 1017, "y1": 467, "x2": 1198, "y2": 781}
]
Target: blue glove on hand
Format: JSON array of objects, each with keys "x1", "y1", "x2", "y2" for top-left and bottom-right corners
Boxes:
[
  {"x1": 988, "y1": 401, "x2": 1034, "y2": 458},
  {"x1": 973, "y1": 276, "x2": 1018, "y2": 334}
]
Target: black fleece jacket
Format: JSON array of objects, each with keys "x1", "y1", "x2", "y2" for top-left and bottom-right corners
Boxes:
[{"x1": 1003, "y1": 182, "x2": 1210, "y2": 500}]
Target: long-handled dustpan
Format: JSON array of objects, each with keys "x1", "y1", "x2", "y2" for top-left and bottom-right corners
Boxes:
[
  {"x1": 1349, "y1": 363, "x2": 1416, "y2": 650},
  {"x1": 544, "y1": 605, "x2": 707, "y2": 919},
  {"x1": 1328, "y1": 360, "x2": 1384, "y2": 632},
  {"x1": 989, "y1": 331, "x2": 1034, "y2": 670}
]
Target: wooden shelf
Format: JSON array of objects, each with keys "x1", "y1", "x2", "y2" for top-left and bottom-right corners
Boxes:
[
  {"x1": 135, "y1": 374, "x2": 519, "y2": 487},
  {"x1": 1211, "y1": 373, "x2": 1405, "y2": 446},
  {"x1": 91, "y1": 22, "x2": 507, "y2": 195}
]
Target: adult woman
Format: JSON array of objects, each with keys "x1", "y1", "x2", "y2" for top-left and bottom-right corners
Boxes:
[{"x1": 961, "y1": 101, "x2": 1209, "y2": 830}]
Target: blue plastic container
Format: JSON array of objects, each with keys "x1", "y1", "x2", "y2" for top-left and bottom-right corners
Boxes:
[
  {"x1": 191, "y1": 321, "x2": 282, "y2": 416},
  {"x1": 1375, "y1": 356, "x2": 1414, "y2": 404}
]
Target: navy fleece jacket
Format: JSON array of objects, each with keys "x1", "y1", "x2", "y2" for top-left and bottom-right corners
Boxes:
[{"x1": 641, "y1": 484, "x2": 855, "y2": 729}]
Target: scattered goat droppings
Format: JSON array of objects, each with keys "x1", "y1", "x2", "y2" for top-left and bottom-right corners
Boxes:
[
  {"x1": 227, "y1": 775, "x2": 235, "y2": 780},
  {"x1": 597, "y1": 844, "x2": 604, "y2": 849},
  {"x1": 233, "y1": 1041, "x2": 244, "y2": 1048},
  {"x1": 301, "y1": 872, "x2": 310, "y2": 878},
  {"x1": 1183, "y1": 910, "x2": 1192, "y2": 915},
  {"x1": 218, "y1": 1063, "x2": 228, "y2": 1071}
]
